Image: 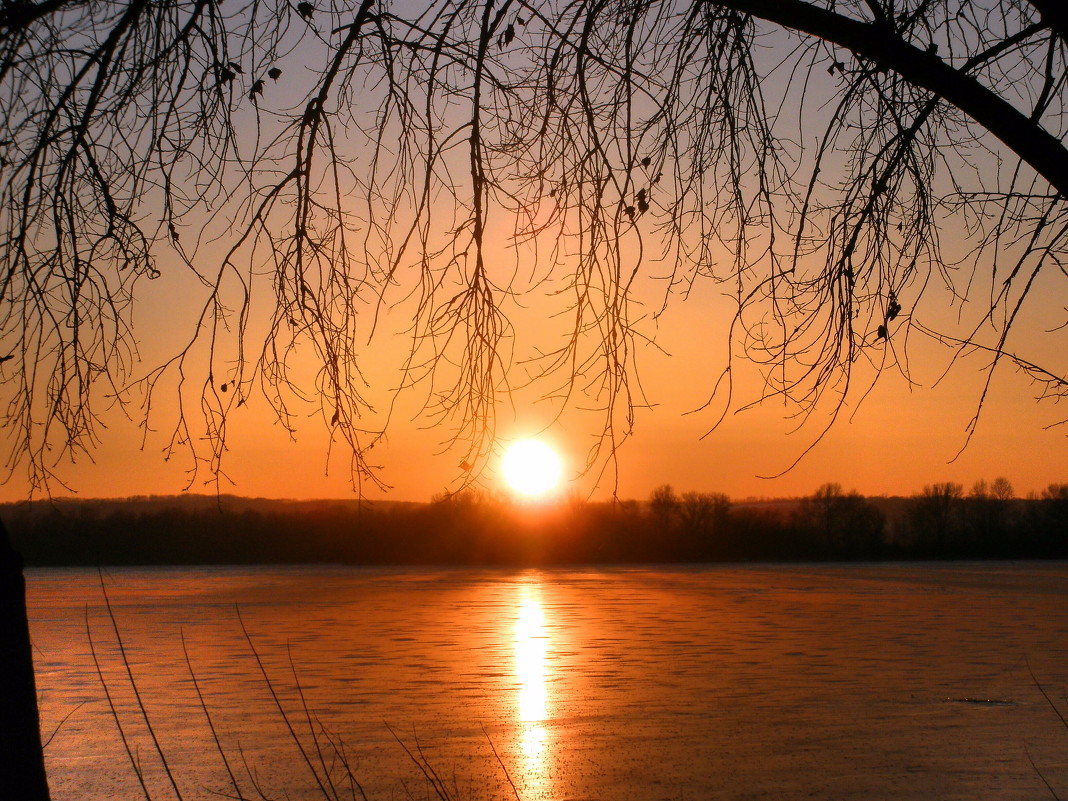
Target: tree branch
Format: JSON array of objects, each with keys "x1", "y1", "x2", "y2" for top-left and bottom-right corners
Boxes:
[{"x1": 712, "y1": 0, "x2": 1068, "y2": 197}]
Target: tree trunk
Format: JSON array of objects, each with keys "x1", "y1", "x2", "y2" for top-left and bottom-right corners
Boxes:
[{"x1": 0, "y1": 519, "x2": 50, "y2": 800}]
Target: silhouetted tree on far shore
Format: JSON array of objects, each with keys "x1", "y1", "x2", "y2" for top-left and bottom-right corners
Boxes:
[
  {"x1": 1035, "y1": 483, "x2": 1068, "y2": 553},
  {"x1": 795, "y1": 483, "x2": 884, "y2": 558},
  {"x1": 648, "y1": 484, "x2": 681, "y2": 530},
  {"x1": 966, "y1": 477, "x2": 1015, "y2": 555},
  {"x1": 679, "y1": 492, "x2": 731, "y2": 543},
  {"x1": 908, "y1": 482, "x2": 964, "y2": 554}
]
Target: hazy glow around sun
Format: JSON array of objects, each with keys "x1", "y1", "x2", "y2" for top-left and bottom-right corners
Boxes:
[{"x1": 502, "y1": 439, "x2": 563, "y2": 497}]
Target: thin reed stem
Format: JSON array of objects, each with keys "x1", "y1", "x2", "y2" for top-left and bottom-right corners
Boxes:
[
  {"x1": 98, "y1": 571, "x2": 185, "y2": 800},
  {"x1": 181, "y1": 628, "x2": 246, "y2": 800},
  {"x1": 386, "y1": 723, "x2": 454, "y2": 801},
  {"x1": 85, "y1": 604, "x2": 152, "y2": 801},
  {"x1": 318, "y1": 727, "x2": 371, "y2": 801},
  {"x1": 287, "y1": 641, "x2": 340, "y2": 801},
  {"x1": 481, "y1": 722, "x2": 522, "y2": 801},
  {"x1": 41, "y1": 701, "x2": 84, "y2": 749},
  {"x1": 1029, "y1": 661, "x2": 1068, "y2": 733},
  {"x1": 235, "y1": 605, "x2": 334, "y2": 801}
]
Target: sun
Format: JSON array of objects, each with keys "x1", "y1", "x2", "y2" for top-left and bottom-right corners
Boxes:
[{"x1": 501, "y1": 439, "x2": 563, "y2": 497}]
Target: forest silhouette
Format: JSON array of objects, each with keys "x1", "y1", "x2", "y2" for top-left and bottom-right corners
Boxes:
[{"x1": 8, "y1": 481, "x2": 1067, "y2": 567}]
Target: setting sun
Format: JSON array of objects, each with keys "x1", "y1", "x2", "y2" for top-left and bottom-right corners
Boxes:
[{"x1": 501, "y1": 439, "x2": 563, "y2": 497}]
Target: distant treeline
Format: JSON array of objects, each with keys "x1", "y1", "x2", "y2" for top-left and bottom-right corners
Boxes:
[{"x1": 4, "y1": 480, "x2": 1067, "y2": 567}]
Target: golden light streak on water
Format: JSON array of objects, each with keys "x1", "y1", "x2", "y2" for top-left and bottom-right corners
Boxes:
[
  {"x1": 516, "y1": 586, "x2": 548, "y2": 723},
  {"x1": 514, "y1": 580, "x2": 551, "y2": 795}
]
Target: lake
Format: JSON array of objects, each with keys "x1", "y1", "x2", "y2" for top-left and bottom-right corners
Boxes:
[{"x1": 27, "y1": 563, "x2": 1068, "y2": 800}]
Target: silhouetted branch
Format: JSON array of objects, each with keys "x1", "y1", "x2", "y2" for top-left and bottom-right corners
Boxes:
[{"x1": 2, "y1": 0, "x2": 1066, "y2": 495}]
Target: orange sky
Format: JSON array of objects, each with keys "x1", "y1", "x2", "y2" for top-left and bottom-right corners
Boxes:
[
  {"x1": 2, "y1": 187, "x2": 1065, "y2": 505},
  {"x1": 3, "y1": 186, "x2": 1067, "y2": 504},
  {"x1": 1, "y1": 257, "x2": 1063, "y2": 504},
  {"x1": 2, "y1": 22, "x2": 1066, "y2": 504}
]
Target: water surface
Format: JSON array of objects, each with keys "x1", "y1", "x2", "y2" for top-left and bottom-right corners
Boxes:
[{"x1": 28, "y1": 563, "x2": 1068, "y2": 800}]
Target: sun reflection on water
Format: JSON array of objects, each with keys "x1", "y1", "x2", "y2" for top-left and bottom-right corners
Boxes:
[{"x1": 515, "y1": 581, "x2": 551, "y2": 794}]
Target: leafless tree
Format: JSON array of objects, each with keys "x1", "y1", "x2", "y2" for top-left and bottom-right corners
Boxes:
[
  {"x1": 3, "y1": 1, "x2": 1068, "y2": 795},
  {"x1": 2, "y1": 0, "x2": 1066, "y2": 498}
]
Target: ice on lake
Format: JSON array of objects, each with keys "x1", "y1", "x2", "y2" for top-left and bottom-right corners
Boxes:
[{"x1": 27, "y1": 563, "x2": 1068, "y2": 800}]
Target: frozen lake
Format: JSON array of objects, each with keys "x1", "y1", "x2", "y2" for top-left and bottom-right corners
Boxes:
[{"x1": 27, "y1": 563, "x2": 1068, "y2": 800}]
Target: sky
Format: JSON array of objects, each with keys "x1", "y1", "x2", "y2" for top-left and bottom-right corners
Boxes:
[
  {"x1": 3, "y1": 165, "x2": 1067, "y2": 504},
  {"x1": 2, "y1": 3, "x2": 1066, "y2": 504},
  {"x1": 4, "y1": 198, "x2": 1065, "y2": 503},
  {"x1": 1, "y1": 259, "x2": 1063, "y2": 503}
]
